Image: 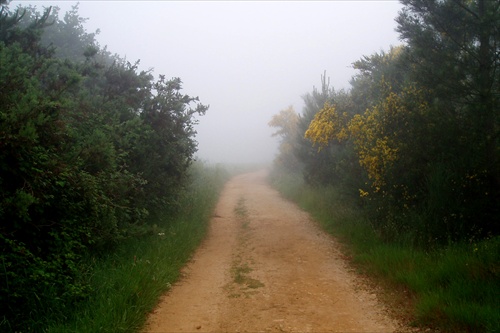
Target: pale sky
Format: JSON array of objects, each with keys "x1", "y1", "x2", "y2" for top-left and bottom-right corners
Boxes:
[{"x1": 15, "y1": 0, "x2": 403, "y2": 164}]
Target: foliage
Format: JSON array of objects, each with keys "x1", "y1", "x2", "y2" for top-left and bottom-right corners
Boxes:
[
  {"x1": 305, "y1": 101, "x2": 349, "y2": 147},
  {"x1": 268, "y1": 2, "x2": 499, "y2": 328},
  {"x1": 395, "y1": 0, "x2": 500, "y2": 241},
  {"x1": 291, "y1": 73, "x2": 352, "y2": 186},
  {"x1": 268, "y1": 106, "x2": 301, "y2": 172},
  {"x1": 348, "y1": 84, "x2": 429, "y2": 197},
  {"x1": 270, "y1": 0, "x2": 499, "y2": 245},
  {"x1": 0, "y1": 4, "x2": 208, "y2": 332},
  {"x1": 46, "y1": 162, "x2": 229, "y2": 333}
]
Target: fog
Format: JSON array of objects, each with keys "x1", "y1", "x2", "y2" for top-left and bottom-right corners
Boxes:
[{"x1": 17, "y1": 1, "x2": 403, "y2": 165}]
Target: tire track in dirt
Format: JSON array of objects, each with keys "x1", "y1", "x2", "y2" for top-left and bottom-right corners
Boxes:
[{"x1": 143, "y1": 170, "x2": 406, "y2": 332}]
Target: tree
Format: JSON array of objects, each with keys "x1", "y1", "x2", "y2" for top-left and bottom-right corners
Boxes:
[
  {"x1": 397, "y1": 0, "x2": 499, "y2": 181},
  {"x1": 396, "y1": 0, "x2": 500, "y2": 238},
  {"x1": 293, "y1": 73, "x2": 340, "y2": 185},
  {"x1": 137, "y1": 75, "x2": 208, "y2": 212},
  {"x1": 41, "y1": 4, "x2": 101, "y2": 61},
  {"x1": 268, "y1": 106, "x2": 301, "y2": 172}
]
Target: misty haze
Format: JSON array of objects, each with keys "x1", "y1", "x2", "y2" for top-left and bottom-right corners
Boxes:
[
  {"x1": 2, "y1": 1, "x2": 498, "y2": 332},
  {"x1": 20, "y1": 0, "x2": 402, "y2": 165}
]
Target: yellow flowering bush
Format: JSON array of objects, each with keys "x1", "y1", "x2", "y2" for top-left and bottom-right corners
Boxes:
[
  {"x1": 349, "y1": 103, "x2": 397, "y2": 192},
  {"x1": 304, "y1": 102, "x2": 349, "y2": 149},
  {"x1": 348, "y1": 84, "x2": 428, "y2": 195},
  {"x1": 268, "y1": 106, "x2": 301, "y2": 171},
  {"x1": 304, "y1": 82, "x2": 429, "y2": 198}
]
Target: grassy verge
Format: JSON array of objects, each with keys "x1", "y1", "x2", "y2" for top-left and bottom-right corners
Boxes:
[
  {"x1": 46, "y1": 162, "x2": 229, "y2": 333},
  {"x1": 269, "y1": 169, "x2": 500, "y2": 333}
]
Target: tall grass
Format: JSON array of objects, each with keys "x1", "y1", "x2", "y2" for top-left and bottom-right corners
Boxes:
[
  {"x1": 269, "y1": 169, "x2": 500, "y2": 333},
  {"x1": 46, "y1": 162, "x2": 229, "y2": 333}
]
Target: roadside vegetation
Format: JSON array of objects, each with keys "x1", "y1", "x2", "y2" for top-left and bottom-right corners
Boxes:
[
  {"x1": 269, "y1": 1, "x2": 499, "y2": 332},
  {"x1": 0, "y1": 3, "x2": 229, "y2": 332},
  {"x1": 229, "y1": 197, "x2": 265, "y2": 296},
  {"x1": 270, "y1": 171, "x2": 499, "y2": 332},
  {"x1": 47, "y1": 162, "x2": 228, "y2": 333}
]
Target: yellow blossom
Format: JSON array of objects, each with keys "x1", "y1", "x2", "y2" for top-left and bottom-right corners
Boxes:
[{"x1": 305, "y1": 102, "x2": 349, "y2": 149}]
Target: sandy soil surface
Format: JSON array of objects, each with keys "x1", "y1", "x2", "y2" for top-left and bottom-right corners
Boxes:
[{"x1": 143, "y1": 170, "x2": 408, "y2": 333}]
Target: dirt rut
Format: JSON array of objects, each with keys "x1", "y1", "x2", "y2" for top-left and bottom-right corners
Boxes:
[{"x1": 143, "y1": 170, "x2": 402, "y2": 332}]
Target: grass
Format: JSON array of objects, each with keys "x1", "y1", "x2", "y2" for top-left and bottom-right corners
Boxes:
[
  {"x1": 234, "y1": 197, "x2": 250, "y2": 229},
  {"x1": 230, "y1": 245, "x2": 265, "y2": 290},
  {"x1": 45, "y1": 162, "x2": 229, "y2": 333},
  {"x1": 227, "y1": 196, "x2": 264, "y2": 297},
  {"x1": 269, "y1": 169, "x2": 500, "y2": 333},
  {"x1": 231, "y1": 262, "x2": 264, "y2": 290}
]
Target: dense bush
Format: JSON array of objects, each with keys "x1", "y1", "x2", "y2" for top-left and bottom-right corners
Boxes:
[
  {"x1": 0, "y1": 4, "x2": 207, "y2": 331},
  {"x1": 271, "y1": 0, "x2": 499, "y2": 246}
]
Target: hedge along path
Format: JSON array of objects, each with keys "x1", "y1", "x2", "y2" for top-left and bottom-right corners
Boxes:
[{"x1": 143, "y1": 170, "x2": 404, "y2": 332}]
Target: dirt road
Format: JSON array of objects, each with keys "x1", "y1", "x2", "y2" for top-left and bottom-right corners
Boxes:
[{"x1": 143, "y1": 170, "x2": 404, "y2": 332}]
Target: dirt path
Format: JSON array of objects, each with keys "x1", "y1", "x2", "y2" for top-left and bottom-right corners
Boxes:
[{"x1": 143, "y1": 170, "x2": 405, "y2": 332}]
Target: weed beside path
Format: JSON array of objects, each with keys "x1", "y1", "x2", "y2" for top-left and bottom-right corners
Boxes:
[
  {"x1": 46, "y1": 164, "x2": 229, "y2": 333},
  {"x1": 269, "y1": 170, "x2": 500, "y2": 333}
]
